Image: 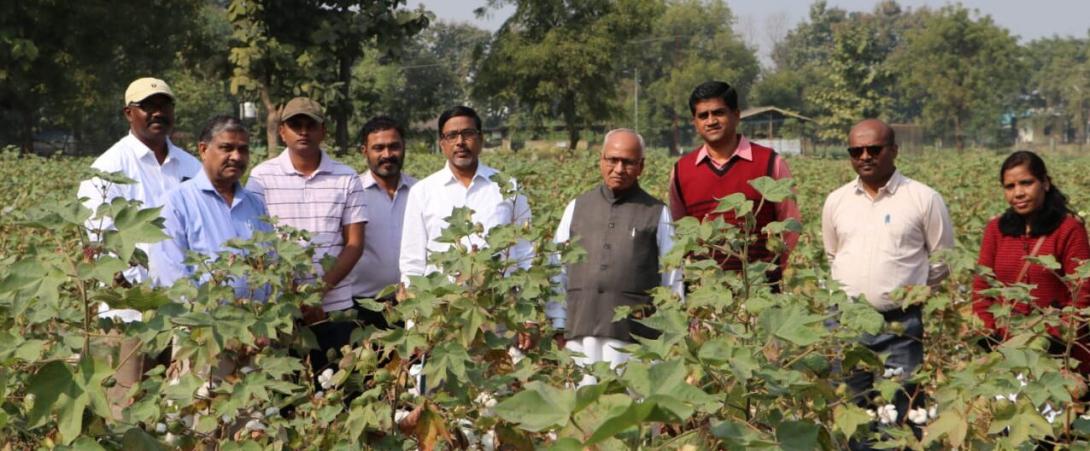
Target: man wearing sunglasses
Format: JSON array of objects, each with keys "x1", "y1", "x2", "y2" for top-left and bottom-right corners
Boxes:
[
  {"x1": 77, "y1": 77, "x2": 202, "y2": 415},
  {"x1": 821, "y1": 119, "x2": 954, "y2": 440},
  {"x1": 668, "y1": 80, "x2": 801, "y2": 288}
]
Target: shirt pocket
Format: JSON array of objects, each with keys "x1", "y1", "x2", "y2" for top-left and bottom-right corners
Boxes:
[{"x1": 879, "y1": 215, "x2": 917, "y2": 257}]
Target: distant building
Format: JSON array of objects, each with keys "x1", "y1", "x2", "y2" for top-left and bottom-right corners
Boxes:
[{"x1": 739, "y1": 106, "x2": 814, "y2": 155}]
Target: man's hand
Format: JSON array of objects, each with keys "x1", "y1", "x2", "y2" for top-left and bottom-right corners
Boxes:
[
  {"x1": 301, "y1": 305, "x2": 326, "y2": 325},
  {"x1": 516, "y1": 322, "x2": 538, "y2": 351},
  {"x1": 552, "y1": 331, "x2": 566, "y2": 350}
]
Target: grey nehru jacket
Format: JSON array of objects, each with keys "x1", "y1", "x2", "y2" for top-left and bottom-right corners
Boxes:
[{"x1": 566, "y1": 183, "x2": 666, "y2": 341}]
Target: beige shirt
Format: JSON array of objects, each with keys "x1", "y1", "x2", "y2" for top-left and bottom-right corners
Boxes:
[{"x1": 821, "y1": 171, "x2": 954, "y2": 311}]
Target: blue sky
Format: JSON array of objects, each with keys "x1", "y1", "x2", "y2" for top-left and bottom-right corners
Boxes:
[{"x1": 409, "y1": 0, "x2": 1089, "y2": 64}]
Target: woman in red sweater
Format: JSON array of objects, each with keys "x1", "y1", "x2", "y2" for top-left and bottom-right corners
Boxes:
[{"x1": 972, "y1": 150, "x2": 1090, "y2": 373}]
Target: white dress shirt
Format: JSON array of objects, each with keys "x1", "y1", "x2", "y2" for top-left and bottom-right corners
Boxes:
[
  {"x1": 821, "y1": 171, "x2": 955, "y2": 312},
  {"x1": 77, "y1": 133, "x2": 202, "y2": 322},
  {"x1": 546, "y1": 198, "x2": 684, "y2": 330},
  {"x1": 399, "y1": 162, "x2": 532, "y2": 284},
  {"x1": 349, "y1": 171, "x2": 416, "y2": 298}
]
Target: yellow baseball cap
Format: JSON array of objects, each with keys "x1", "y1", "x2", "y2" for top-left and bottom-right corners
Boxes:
[
  {"x1": 280, "y1": 97, "x2": 325, "y2": 123},
  {"x1": 125, "y1": 77, "x2": 175, "y2": 105}
]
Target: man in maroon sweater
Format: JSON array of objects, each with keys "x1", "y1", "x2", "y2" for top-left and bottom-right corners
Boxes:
[{"x1": 668, "y1": 81, "x2": 801, "y2": 286}]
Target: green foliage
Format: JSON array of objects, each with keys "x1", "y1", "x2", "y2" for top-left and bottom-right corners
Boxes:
[
  {"x1": 891, "y1": 5, "x2": 1026, "y2": 149},
  {"x1": 475, "y1": 0, "x2": 660, "y2": 150},
  {"x1": 639, "y1": 0, "x2": 760, "y2": 153}
]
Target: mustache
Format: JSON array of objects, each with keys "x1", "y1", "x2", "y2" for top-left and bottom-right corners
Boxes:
[
  {"x1": 149, "y1": 117, "x2": 171, "y2": 126},
  {"x1": 379, "y1": 157, "x2": 401, "y2": 166}
]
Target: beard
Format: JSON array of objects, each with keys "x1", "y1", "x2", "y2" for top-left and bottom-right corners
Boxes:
[{"x1": 371, "y1": 157, "x2": 401, "y2": 178}]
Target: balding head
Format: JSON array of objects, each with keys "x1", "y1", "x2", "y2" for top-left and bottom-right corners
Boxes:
[
  {"x1": 848, "y1": 119, "x2": 898, "y2": 190},
  {"x1": 849, "y1": 119, "x2": 895, "y2": 148},
  {"x1": 599, "y1": 128, "x2": 645, "y2": 193},
  {"x1": 601, "y1": 128, "x2": 645, "y2": 158}
]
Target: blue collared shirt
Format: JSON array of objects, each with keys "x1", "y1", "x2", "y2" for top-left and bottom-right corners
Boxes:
[{"x1": 150, "y1": 169, "x2": 273, "y2": 299}]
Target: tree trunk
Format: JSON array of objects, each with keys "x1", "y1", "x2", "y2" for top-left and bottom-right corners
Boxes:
[
  {"x1": 954, "y1": 114, "x2": 964, "y2": 151},
  {"x1": 260, "y1": 87, "x2": 279, "y2": 155},
  {"x1": 567, "y1": 125, "x2": 579, "y2": 152},
  {"x1": 19, "y1": 107, "x2": 33, "y2": 156},
  {"x1": 334, "y1": 53, "x2": 352, "y2": 154},
  {"x1": 670, "y1": 111, "x2": 680, "y2": 156}
]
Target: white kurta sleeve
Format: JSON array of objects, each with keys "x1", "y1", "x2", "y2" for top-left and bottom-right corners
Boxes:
[
  {"x1": 656, "y1": 206, "x2": 685, "y2": 300},
  {"x1": 546, "y1": 199, "x2": 577, "y2": 330}
]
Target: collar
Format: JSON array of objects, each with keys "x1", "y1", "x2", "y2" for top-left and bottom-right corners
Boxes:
[
  {"x1": 853, "y1": 170, "x2": 905, "y2": 196},
  {"x1": 276, "y1": 148, "x2": 334, "y2": 176},
  {"x1": 194, "y1": 169, "x2": 246, "y2": 204},
  {"x1": 695, "y1": 135, "x2": 752, "y2": 166},
  {"x1": 125, "y1": 132, "x2": 183, "y2": 165},
  {"x1": 441, "y1": 161, "x2": 497, "y2": 186},
  {"x1": 361, "y1": 170, "x2": 415, "y2": 190},
  {"x1": 599, "y1": 181, "x2": 641, "y2": 204}
]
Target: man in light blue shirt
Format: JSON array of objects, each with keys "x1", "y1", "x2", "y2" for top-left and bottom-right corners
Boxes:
[{"x1": 150, "y1": 115, "x2": 272, "y2": 299}]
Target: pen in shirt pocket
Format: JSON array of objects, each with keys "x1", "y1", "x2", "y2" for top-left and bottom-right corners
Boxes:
[{"x1": 631, "y1": 227, "x2": 636, "y2": 238}]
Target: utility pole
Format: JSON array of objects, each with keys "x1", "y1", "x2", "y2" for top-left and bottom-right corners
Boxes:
[{"x1": 634, "y1": 69, "x2": 639, "y2": 133}]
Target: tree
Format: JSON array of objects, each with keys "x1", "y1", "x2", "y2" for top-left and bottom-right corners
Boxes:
[
  {"x1": 805, "y1": 18, "x2": 894, "y2": 140},
  {"x1": 638, "y1": 0, "x2": 760, "y2": 154},
  {"x1": 892, "y1": 5, "x2": 1025, "y2": 150},
  {"x1": 351, "y1": 21, "x2": 491, "y2": 136},
  {"x1": 1024, "y1": 36, "x2": 1090, "y2": 144},
  {"x1": 474, "y1": 0, "x2": 659, "y2": 151},
  {"x1": 0, "y1": 0, "x2": 204, "y2": 154},
  {"x1": 227, "y1": 0, "x2": 427, "y2": 152}
]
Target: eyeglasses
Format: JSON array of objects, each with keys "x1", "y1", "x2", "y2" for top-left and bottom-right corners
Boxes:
[
  {"x1": 847, "y1": 145, "x2": 888, "y2": 159},
  {"x1": 601, "y1": 156, "x2": 642, "y2": 169},
  {"x1": 440, "y1": 128, "x2": 481, "y2": 142}
]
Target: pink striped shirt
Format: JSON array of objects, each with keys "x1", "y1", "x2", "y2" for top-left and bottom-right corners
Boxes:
[{"x1": 246, "y1": 149, "x2": 368, "y2": 311}]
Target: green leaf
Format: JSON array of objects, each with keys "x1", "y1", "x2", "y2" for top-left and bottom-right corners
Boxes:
[
  {"x1": 121, "y1": 427, "x2": 165, "y2": 451},
  {"x1": 711, "y1": 193, "x2": 753, "y2": 216},
  {"x1": 543, "y1": 437, "x2": 583, "y2": 451},
  {"x1": 749, "y1": 176, "x2": 795, "y2": 202},
  {"x1": 922, "y1": 407, "x2": 968, "y2": 447},
  {"x1": 493, "y1": 381, "x2": 575, "y2": 432},
  {"x1": 776, "y1": 420, "x2": 820, "y2": 451},
  {"x1": 70, "y1": 436, "x2": 108, "y2": 451},
  {"x1": 584, "y1": 400, "x2": 655, "y2": 445},
  {"x1": 761, "y1": 305, "x2": 827, "y2": 346},
  {"x1": 833, "y1": 404, "x2": 873, "y2": 437}
]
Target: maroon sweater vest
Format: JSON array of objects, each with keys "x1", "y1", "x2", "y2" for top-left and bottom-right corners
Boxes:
[{"x1": 673, "y1": 143, "x2": 779, "y2": 272}]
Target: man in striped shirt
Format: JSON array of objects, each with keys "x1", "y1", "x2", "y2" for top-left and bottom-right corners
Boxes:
[{"x1": 245, "y1": 97, "x2": 367, "y2": 373}]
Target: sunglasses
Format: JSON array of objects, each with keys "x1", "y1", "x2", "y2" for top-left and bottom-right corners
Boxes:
[{"x1": 847, "y1": 145, "x2": 888, "y2": 159}]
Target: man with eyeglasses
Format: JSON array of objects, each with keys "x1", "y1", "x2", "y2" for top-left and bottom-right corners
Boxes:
[
  {"x1": 668, "y1": 81, "x2": 801, "y2": 289},
  {"x1": 821, "y1": 118, "x2": 953, "y2": 441},
  {"x1": 77, "y1": 77, "x2": 202, "y2": 415},
  {"x1": 348, "y1": 116, "x2": 416, "y2": 329},
  {"x1": 546, "y1": 129, "x2": 682, "y2": 386},
  {"x1": 245, "y1": 97, "x2": 367, "y2": 377},
  {"x1": 399, "y1": 106, "x2": 532, "y2": 283}
]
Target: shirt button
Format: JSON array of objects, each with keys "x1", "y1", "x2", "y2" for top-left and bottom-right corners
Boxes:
[
  {"x1": 597, "y1": 288, "x2": 605, "y2": 294},
  {"x1": 603, "y1": 243, "x2": 611, "y2": 250},
  {"x1": 599, "y1": 264, "x2": 608, "y2": 271},
  {"x1": 608, "y1": 223, "x2": 615, "y2": 228}
]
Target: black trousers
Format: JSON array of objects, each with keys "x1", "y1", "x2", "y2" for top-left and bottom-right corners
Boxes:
[
  {"x1": 308, "y1": 298, "x2": 397, "y2": 375},
  {"x1": 846, "y1": 305, "x2": 924, "y2": 450}
]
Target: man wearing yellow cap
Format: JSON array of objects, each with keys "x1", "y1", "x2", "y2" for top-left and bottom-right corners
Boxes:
[{"x1": 76, "y1": 77, "x2": 202, "y2": 415}]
